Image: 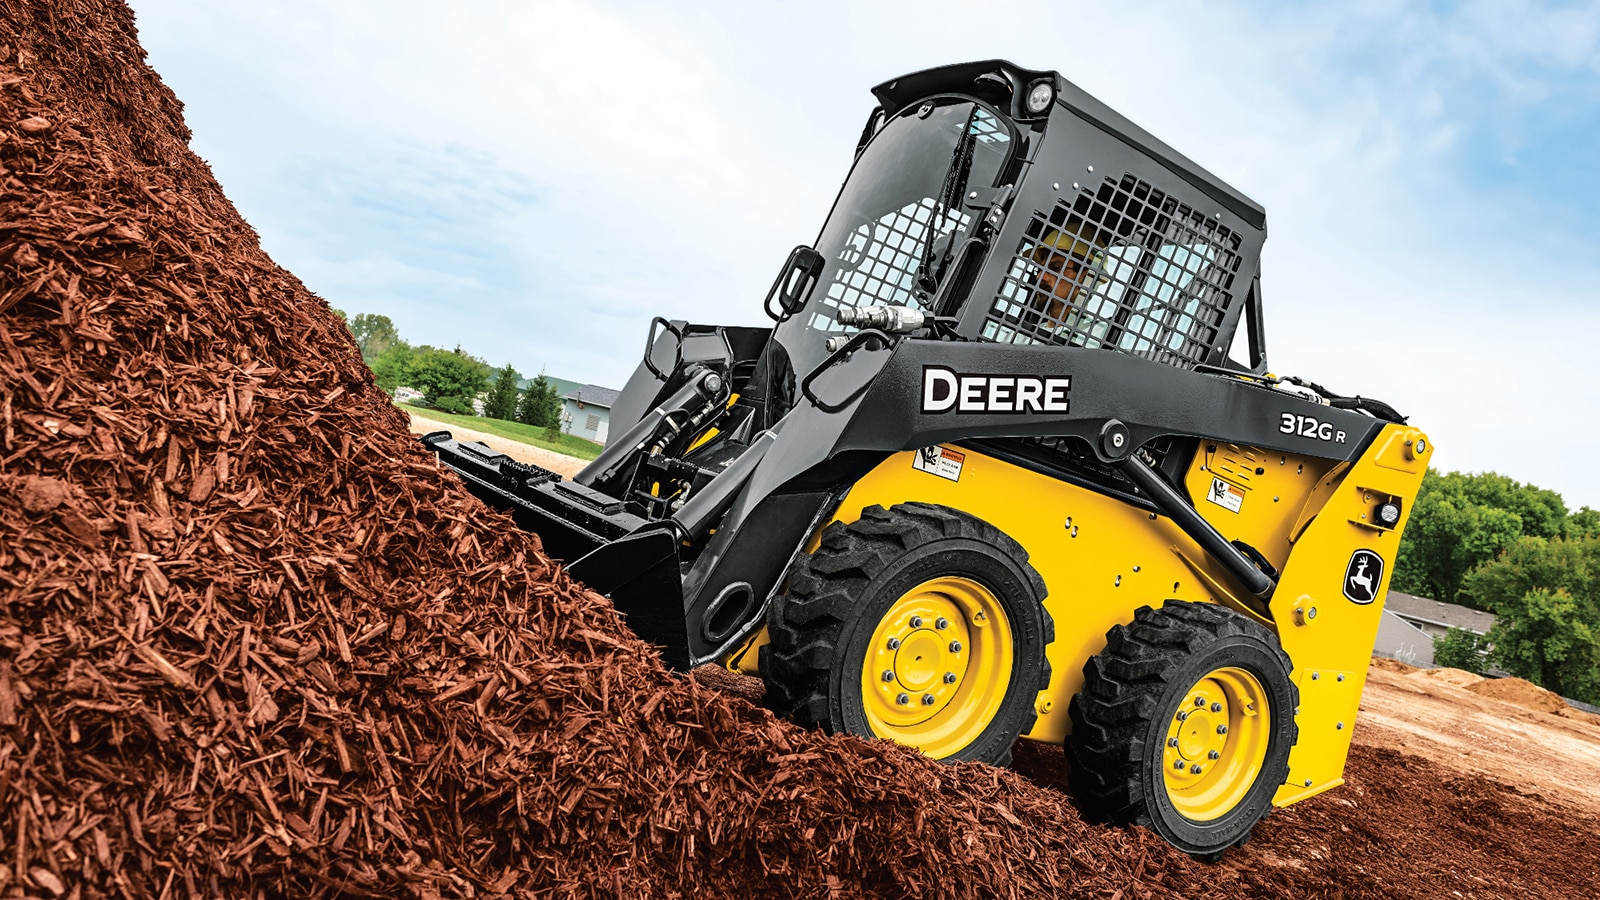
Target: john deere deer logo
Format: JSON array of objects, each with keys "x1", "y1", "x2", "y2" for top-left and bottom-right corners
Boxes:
[{"x1": 1343, "y1": 550, "x2": 1383, "y2": 605}]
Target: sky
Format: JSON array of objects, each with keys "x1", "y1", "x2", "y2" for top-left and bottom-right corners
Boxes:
[{"x1": 126, "y1": 0, "x2": 1600, "y2": 508}]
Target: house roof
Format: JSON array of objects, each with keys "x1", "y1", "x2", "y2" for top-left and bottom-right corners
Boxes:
[
  {"x1": 515, "y1": 375, "x2": 584, "y2": 398},
  {"x1": 563, "y1": 384, "x2": 621, "y2": 409},
  {"x1": 1384, "y1": 591, "x2": 1497, "y2": 635}
]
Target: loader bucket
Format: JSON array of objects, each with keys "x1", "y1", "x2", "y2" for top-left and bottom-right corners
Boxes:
[{"x1": 420, "y1": 432, "x2": 694, "y2": 666}]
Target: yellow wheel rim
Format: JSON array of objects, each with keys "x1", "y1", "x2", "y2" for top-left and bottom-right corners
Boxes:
[
  {"x1": 1162, "y1": 667, "x2": 1270, "y2": 822},
  {"x1": 860, "y1": 576, "x2": 1013, "y2": 759}
]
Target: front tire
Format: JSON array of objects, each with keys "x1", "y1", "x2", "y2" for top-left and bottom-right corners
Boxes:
[
  {"x1": 1066, "y1": 601, "x2": 1298, "y2": 860},
  {"x1": 760, "y1": 503, "x2": 1053, "y2": 766}
]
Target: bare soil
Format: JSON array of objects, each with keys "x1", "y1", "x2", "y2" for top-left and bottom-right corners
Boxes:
[{"x1": 1355, "y1": 660, "x2": 1600, "y2": 815}]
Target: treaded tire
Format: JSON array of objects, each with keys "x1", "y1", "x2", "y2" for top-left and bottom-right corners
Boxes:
[
  {"x1": 1066, "y1": 600, "x2": 1298, "y2": 861},
  {"x1": 760, "y1": 503, "x2": 1054, "y2": 766}
]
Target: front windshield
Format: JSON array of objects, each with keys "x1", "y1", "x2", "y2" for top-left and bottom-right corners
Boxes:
[{"x1": 801, "y1": 100, "x2": 1013, "y2": 336}]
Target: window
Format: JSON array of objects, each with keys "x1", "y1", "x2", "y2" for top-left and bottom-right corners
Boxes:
[
  {"x1": 982, "y1": 173, "x2": 1242, "y2": 368},
  {"x1": 808, "y1": 102, "x2": 1014, "y2": 333}
]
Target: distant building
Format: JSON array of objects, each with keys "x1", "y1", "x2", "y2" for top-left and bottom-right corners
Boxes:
[
  {"x1": 517, "y1": 374, "x2": 584, "y2": 402},
  {"x1": 1371, "y1": 610, "x2": 1436, "y2": 667},
  {"x1": 561, "y1": 384, "x2": 621, "y2": 444},
  {"x1": 1384, "y1": 591, "x2": 1496, "y2": 639}
]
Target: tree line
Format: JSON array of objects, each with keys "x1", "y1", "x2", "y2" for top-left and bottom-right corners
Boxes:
[
  {"x1": 1394, "y1": 470, "x2": 1600, "y2": 703},
  {"x1": 336, "y1": 310, "x2": 564, "y2": 436}
]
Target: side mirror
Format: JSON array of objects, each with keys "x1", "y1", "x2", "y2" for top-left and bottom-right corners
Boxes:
[{"x1": 764, "y1": 246, "x2": 825, "y2": 322}]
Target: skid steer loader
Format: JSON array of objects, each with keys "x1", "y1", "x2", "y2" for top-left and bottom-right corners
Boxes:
[{"x1": 423, "y1": 60, "x2": 1430, "y2": 859}]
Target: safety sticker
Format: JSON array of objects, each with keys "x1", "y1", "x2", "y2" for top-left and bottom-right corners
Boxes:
[
  {"x1": 912, "y1": 445, "x2": 964, "y2": 482},
  {"x1": 1206, "y1": 477, "x2": 1245, "y2": 513}
]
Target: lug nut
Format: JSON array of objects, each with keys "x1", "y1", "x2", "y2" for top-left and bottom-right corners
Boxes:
[
  {"x1": 1177, "y1": 711, "x2": 1189, "y2": 721},
  {"x1": 1174, "y1": 759, "x2": 1186, "y2": 770},
  {"x1": 935, "y1": 617, "x2": 949, "y2": 630},
  {"x1": 881, "y1": 670, "x2": 895, "y2": 682},
  {"x1": 896, "y1": 693, "x2": 910, "y2": 706},
  {"x1": 1194, "y1": 697, "x2": 1205, "y2": 707},
  {"x1": 887, "y1": 637, "x2": 901, "y2": 650},
  {"x1": 943, "y1": 672, "x2": 957, "y2": 684},
  {"x1": 1211, "y1": 702, "x2": 1223, "y2": 712},
  {"x1": 1208, "y1": 750, "x2": 1220, "y2": 760},
  {"x1": 948, "y1": 640, "x2": 962, "y2": 653},
  {"x1": 1216, "y1": 724, "x2": 1228, "y2": 735},
  {"x1": 1168, "y1": 737, "x2": 1179, "y2": 748},
  {"x1": 922, "y1": 694, "x2": 936, "y2": 706},
  {"x1": 1190, "y1": 764, "x2": 1203, "y2": 775},
  {"x1": 909, "y1": 616, "x2": 923, "y2": 628}
]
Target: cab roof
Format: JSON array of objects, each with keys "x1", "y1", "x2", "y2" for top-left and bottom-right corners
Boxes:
[{"x1": 872, "y1": 60, "x2": 1267, "y2": 232}]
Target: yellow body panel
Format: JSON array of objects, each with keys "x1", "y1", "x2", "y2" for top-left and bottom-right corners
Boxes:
[
  {"x1": 743, "y1": 424, "x2": 1429, "y2": 811},
  {"x1": 1264, "y1": 424, "x2": 1429, "y2": 804}
]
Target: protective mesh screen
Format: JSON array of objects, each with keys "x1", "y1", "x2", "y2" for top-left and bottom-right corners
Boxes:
[{"x1": 981, "y1": 173, "x2": 1242, "y2": 368}]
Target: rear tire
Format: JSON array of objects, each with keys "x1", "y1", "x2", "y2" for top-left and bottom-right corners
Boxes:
[
  {"x1": 1066, "y1": 600, "x2": 1297, "y2": 860},
  {"x1": 760, "y1": 503, "x2": 1053, "y2": 766}
]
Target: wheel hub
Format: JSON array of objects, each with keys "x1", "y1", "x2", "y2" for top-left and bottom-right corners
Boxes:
[
  {"x1": 866, "y1": 595, "x2": 971, "y2": 724},
  {"x1": 1162, "y1": 667, "x2": 1270, "y2": 822},
  {"x1": 860, "y1": 576, "x2": 1014, "y2": 758},
  {"x1": 893, "y1": 628, "x2": 951, "y2": 693}
]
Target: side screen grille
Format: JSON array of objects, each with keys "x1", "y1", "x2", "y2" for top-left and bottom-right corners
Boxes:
[{"x1": 981, "y1": 174, "x2": 1242, "y2": 369}]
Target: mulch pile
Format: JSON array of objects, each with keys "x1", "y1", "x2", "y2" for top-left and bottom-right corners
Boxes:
[{"x1": 1, "y1": 2, "x2": 1597, "y2": 897}]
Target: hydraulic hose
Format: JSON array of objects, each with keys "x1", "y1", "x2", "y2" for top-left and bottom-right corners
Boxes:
[{"x1": 573, "y1": 366, "x2": 717, "y2": 488}]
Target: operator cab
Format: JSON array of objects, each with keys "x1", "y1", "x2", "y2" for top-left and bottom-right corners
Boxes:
[{"x1": 770, "y1": 59, "x2": 1270, "y2": 382}]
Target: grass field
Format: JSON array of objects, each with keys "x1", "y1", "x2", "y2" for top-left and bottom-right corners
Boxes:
[{"x1": 401, "y1": 405, "x2": 605, "y2": 460}]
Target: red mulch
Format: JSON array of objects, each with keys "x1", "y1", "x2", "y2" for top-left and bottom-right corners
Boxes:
[{"x1": 1, "y1": 2, "x2": 1596, "y2": 897}]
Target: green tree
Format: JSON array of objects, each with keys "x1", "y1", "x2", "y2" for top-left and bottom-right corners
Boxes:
[
  {"x1": 517, "y1": 370, "x2": 562, "y2": 429},
  {"x1": 483, "y1": 363, "x2": 522, "y2": 421},
  {"x1": 1432, "y1": 627, "x2": 1490, "y2": 674},
  {"x1": 1567, "y1": 506, "x2": 1600, "y2": 540},
  {"x1": 1488, "y1": 587, "x2": 1600, "y2": 703},
  {"x1": 369, "y1": 341, "x2": 416, "y2": 394},
  {"x1": 1393, "y1": 470, "x2": 1569, "y2": 607},
  {"x1": 1463, "y1": 535, "x2": 1600, "y2": 618},
  {"x1": 1464, "y1": 535, "x2": 1600, "y2": 703},
  {"x1": 408, "y1": 346, "x2": 490, "y2": 413},
  {"x1": 348, "y1": 312, "x2": 401, "y2": 363}
]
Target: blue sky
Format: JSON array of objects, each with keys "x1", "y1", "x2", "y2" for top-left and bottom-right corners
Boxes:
[{"x1": 128, "y1": 0, "x2": 1600, "y2": 507}]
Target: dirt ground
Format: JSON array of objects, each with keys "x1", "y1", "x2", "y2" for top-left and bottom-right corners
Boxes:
[
  {"x1": 1355, "y1": 660, "x2": 1600, "y2": 814},
  {"x1": 406, "y1": 410, "x2": 589, "y2": 478}
]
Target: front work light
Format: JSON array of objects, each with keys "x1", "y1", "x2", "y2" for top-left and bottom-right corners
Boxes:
[
  {"x1": 1376, "y1": 501, "x2": 1402, "y2": 527},
  {"x1": 1026, "y1": 81, "x2": 1055, "y2": 114}
]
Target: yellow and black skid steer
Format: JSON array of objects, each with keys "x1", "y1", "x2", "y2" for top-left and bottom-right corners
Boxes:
[{"x1": 423, "y1": 60, "x2": 1430, "y2": 859}]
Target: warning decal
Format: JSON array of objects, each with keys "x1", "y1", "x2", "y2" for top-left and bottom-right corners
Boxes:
[
  {"x1": 912, "y1": 445, "x2": 965, "y2": 482},
  {"x1": 1206, "y1": 477, "x2": 1245, "y2": 513}
]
